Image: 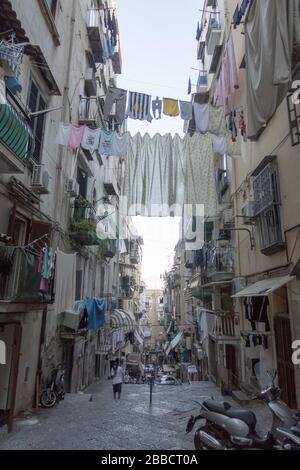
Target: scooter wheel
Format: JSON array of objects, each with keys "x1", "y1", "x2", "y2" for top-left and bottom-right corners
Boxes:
[
  {"x1": 40, "y1": 390, "x2": 57, "y2": 408},
  {"x1": 194, "y1": 431, "x2": 207, "y2": 450}
]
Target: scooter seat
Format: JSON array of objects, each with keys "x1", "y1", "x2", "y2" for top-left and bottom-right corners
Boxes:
[{"x1": 203, "y1": 400, "x2": 257, "y2": 428}]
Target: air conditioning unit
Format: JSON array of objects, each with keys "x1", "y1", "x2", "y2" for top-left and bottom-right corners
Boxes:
[
  {"x1": 67, "y1": 178, "x2": 79, "y2": 197},
  {"x1": 31, "y1": 165, "x2": 51, "y2": 195},
  {"x1": 232, "y1": 277, "x2": 246, "y2": 295},
  {"x1": 241, "y1": 202, "x2": 255, "y2": 225}
]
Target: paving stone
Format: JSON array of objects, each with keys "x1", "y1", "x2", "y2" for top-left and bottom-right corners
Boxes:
[{"x1": 0, "y1": 380, "x2": 272, "y2": 450}]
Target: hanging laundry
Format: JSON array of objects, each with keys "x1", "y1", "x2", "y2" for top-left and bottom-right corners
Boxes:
[
  {"x1": 233, "y1": 4, "x2": 243, "y2": 29},
  {"x1": 69, "y1": 124, "x2": 85, "y2": 150},
  {"x1": 81, "y1": 126, "x2": 101, "y2": 152},
  {"x1": 196, "y1": 21, "x2": 201, "y2": 41},
  {"x1": 55, "y1": 123, "x2": 71, "y2": 147},
  {"x1": 184, "y1": 133, "x2": 218, "y2": 217},
  {"x1": 213, "y1": 32, "x2": 239, "y2": 109},
  {"x1": 194, "y1": 103, "x2": 209, "y2": 133},
  {"x1": 226, "y1": 32, "x2": 239, "y2": 93},
  {"x1": 209, "y1": 106, "x2": 226, "y2": 135},
  {"x1": 38, "y1": 248, "x2": 44, "y2": 273},
  {"x1": 98, "y1": 129, "x2": 114, "y2": 156},
  {"x1": 124, "y1": 133, "x2": 185, "y2": 217},
  {"x1": 111, "y1": 131, "x2": 128, "y2": 157},
  {"x1": 85, "y1": 298, "x2": 106, "y2": 330},
  {"x1": 238, "y1": 109, "x2": 247, "y2": 141},
  {"x1": 152, "y1": 96, "x2": 162, "y2": 120},
  {"x1": 103, "y1": 86, "x2": 127, "y2": 125},
  {"x1": 227, "y1": 110, "x2": 238, "y2": 141},
  {"x1": 226, "y1": 131, "x2": 241, "y2": 156},
  {"x1": 179, "y1": 100, "x2": 193, "y2": 121},
  {"x1": 127, "y1": 91, "x2": 153, "y2": 122},
  {"x1": 188, "y1": 76, "x2": 192, "y2": 95},
  {"x1": 212, "y1": 135, "x2": 227, "y2": 155},
  {"x1": 163, "y1": 98, "x2": 180, "y2": 117}
]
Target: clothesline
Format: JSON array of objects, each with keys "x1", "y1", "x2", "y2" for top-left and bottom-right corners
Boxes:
[{"x1": 23, "y1": 233, "x2": 49, "y2": 256}]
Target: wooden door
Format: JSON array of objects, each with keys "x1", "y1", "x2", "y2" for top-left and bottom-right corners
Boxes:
[{"x1": 274, "y1": 316, "x2": 297, "y2": 409}]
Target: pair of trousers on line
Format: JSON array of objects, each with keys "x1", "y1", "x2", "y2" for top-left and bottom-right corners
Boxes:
[{"x1": 103, "y1": 87, "x2": 127, "y2": 125}]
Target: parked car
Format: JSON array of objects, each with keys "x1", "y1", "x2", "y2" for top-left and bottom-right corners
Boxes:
[{"x1": 156, "y1": 375, "x2": 181, "y2": 385}]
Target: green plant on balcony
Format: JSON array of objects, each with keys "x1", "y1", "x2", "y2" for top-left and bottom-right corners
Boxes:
[
  {"x1": 69, "y1": 218, "x2": 100, "y2": 246},
  {"x1": 73, "y1": 195, "x2": 94, "y2": 209},
  {"x1": 97, "y1": 237, "x2": 117, "y2": 258}
]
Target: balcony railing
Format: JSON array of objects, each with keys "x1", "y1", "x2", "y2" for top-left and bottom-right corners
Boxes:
[
  {"x1": 206, "y1": 12, "x2": 222, "y2": 55},
  {"x1": 0, "y1": 248, "x2": 53, "y2": 303},
  {"x1": 79, "y1": 96, "x2": 103, "y2": 128},
  {"x1": 210, "y1": 314, "x2": 239, "y2": 341},
  {"x1": 205, "y1": 244, "x2": 235, "y2": 281}
]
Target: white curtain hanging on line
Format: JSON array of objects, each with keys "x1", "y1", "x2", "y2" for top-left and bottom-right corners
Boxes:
[{"x1": 123, "y1": 132, "x2": 218, "y2": 217}]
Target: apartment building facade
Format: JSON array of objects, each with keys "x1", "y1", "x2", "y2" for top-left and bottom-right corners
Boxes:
[
  {"x1": 0, "y1": 0, "x2": 134, "y2": 431},
  {"x1": 189, "y1": 0, "x2": 300, "y2": 406}
]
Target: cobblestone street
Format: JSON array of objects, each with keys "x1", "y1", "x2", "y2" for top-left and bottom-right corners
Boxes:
[{"x1": 0, "y1": 381, "x2": 272, "y2": 450}]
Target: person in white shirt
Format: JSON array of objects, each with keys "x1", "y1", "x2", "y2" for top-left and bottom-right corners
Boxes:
[{"x1": 111, "y1": 360, "x2": 123, "y2": 400}]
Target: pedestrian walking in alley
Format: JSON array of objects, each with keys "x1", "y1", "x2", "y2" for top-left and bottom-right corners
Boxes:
[{"x1": 112, "y1": 360, "x2": 123, "y2": 400}]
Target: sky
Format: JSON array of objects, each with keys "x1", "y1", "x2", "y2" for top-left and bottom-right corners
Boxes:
[{"x1": 116, "y1": 0, "x2": 200, "y2": 289}]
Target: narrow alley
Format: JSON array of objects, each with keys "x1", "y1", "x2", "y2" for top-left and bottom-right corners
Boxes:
[{"x1": 0, "y1": 380, "x2": 272, "y2": 450}]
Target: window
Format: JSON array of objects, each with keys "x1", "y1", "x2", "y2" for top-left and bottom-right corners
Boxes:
[
  {"x1": 28, "y1": 79, "x2": 47, "y2": 163},
  {"x1": 75, "y1": 270, "x2": 83, "y2": 301},
  {"x1": 253, "y1": 157, "x2": 285, "y2": 255},
  {"x1": 76, "y1": 168, "x2": 88, "y2": 198}
]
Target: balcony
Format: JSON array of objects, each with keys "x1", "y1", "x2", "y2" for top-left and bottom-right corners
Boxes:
[
  {"x1": 99, "y1": 238, "x2": 117, "y2": 258},
  {"x1": 103, "y1": 167, "x2": 119, "y2": 196},
  {"x1": 84, "y1": 68, "x2": 97, "y2": 96},
  {"x1": 112, "y1": 37, "x2": 122, "y2": 75},
  {"x1": 86, "y1": 8, "x2": 103, "y2": 63},
  {"x1": 197, "y1": 41, "x2": 205, "y2": 61},
  {"x1": 0, "y1": 90, "x2": 34, "y2": 173},
  {"x1": 206, "y1": 12, "x2": 222, "y2": 55},
  {"x1": 205, "y1": 245, "x2": 235, "y2": 282},
  {"x1": 79, "y1": 96, "x2": 103, "y2": 128},
  {"x1": 69, "y1": 197, "x2": 100, "y2": 246},
  {"x1": 0, "y1": 248, "x2": 53, "y2": 303},
  {"x1": 210, "y1": 314, "x2": 239, "y2": 342}
]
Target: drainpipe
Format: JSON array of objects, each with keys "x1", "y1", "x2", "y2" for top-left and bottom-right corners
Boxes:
[
  {"x1": 233, "y1": 157, "x2": 245, "y2": 383},
  {"x1": 53, "y1": 0, "x2": 77, "y2": 228}
]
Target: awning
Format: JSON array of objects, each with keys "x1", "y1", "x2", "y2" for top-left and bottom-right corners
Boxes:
[
  {"x1": 110, "y1": 309, "x2": 135, "y2": 332},
  {"x1": 166, "y1": 331, "x2": 183, "y2": 356},
  {"x1": 170, "y1": 331, "x2": 184, "y2": 349},
  {"x1": 232, "y1": 275, "x2": 296, "y2": 298},
  {"x1": 166, "y1": 320, "x2": 173, "y2": 335},
  {"x1": 122, "y1": 309, "x2": 135, "y2": 331},
  {"x1": 134, "y1": 330, "x2": 143, "y2": 346},
  {"x1": 0, "y1": 101, "x2": 33, "y2": 163}
]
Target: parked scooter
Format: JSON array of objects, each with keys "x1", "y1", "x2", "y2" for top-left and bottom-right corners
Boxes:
[
  {"x1": 40, "y1": 364, "x2": 65, "y2": 408},
  {"x1": 186, "y1": 369, "x2": 300, "y2": 450}
]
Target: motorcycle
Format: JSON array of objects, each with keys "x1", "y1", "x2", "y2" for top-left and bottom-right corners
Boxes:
[
  {"x1": 186, "y1": 369, "x2": 300, "y2": 450},
  {"x1": 40, "y1": 364, "x2": 65, "y2": 408}
]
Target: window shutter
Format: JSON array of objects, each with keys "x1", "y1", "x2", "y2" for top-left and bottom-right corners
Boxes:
[{"x1": 28, "y1": 220, "x2": 52, "y2": 243}]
